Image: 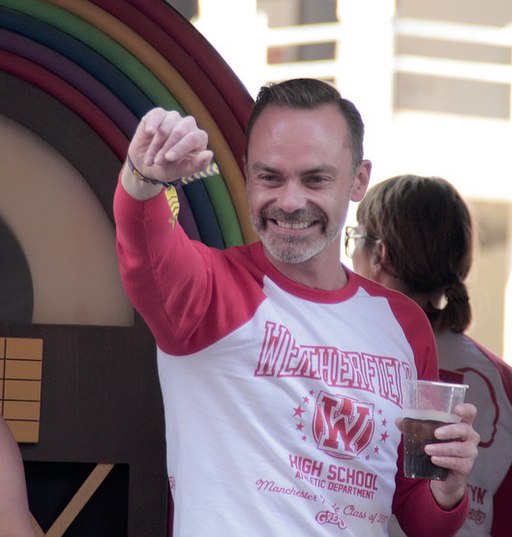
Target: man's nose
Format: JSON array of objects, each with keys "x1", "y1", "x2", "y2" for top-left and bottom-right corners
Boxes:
[{"x1": 275, "y1": 180, "x2": 308, "y2": 213}]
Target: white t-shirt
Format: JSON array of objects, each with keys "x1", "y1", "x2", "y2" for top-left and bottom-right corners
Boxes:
[{"x1": 114, "y1": 185, "x2": 469, "y2": 537}]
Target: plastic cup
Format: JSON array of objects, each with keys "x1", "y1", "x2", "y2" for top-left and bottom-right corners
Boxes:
[{"x1": 402, "y1": 379, "x2": 468, "y2": 480}]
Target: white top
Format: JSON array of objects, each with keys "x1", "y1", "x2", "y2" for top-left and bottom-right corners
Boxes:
[{"x1": 114, "y1": 185, "x2": 469, "y2": 537}]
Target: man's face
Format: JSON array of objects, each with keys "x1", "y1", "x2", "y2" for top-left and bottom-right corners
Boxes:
[{"x1": 245, "y1": 104, "x2": 369, "y2": 266}]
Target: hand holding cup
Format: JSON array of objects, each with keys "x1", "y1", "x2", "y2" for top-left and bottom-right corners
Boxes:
[{"x1": 401, "y1": 380, "x2": 468, "y2": 481}]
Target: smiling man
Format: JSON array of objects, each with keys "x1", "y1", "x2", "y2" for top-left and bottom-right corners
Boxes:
[
  {"x1": 114, "y1": 78, "x2": 479, "y2": 537},
  {"x1": 245, "y1": 99, "x2": 368, "y2": 286}
]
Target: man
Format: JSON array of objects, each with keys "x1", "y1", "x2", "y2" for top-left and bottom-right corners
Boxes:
[{"x1": 114, "y1": 78, "x2": 479, "y2": 536}]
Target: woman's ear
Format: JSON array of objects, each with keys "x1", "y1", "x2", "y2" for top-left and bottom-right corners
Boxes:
[
  {"x1": 373, "y1": 240, "x2": 396, "y2": 278},
  {"x1": 374, "y1": 240, "x2": 386, "y2": 265}
]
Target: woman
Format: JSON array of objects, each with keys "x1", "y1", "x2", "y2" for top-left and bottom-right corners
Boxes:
[{"x1": 348, "y1": 174, "x2": 512, "y2": 537}]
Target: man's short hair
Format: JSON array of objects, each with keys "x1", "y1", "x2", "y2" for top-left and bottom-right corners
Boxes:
[{"x1": 245, "y1": 78, "x2": 365, "y2": 171}]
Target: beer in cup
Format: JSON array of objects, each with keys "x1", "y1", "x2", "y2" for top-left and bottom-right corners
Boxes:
[{"x1": 402, "y1": 379, "x2": 468, "y2": 480}]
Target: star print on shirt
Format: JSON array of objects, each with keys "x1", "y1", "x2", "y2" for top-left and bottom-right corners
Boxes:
[
  {"x1": 293, "y1": 405, "x2": 306, "y2": 419},
  {"x1": 370, "y1": 408, "x2": 390, "y2": 458},
  {"x1": 291, "y1": 390, "x2": 314, "y2": 442}
]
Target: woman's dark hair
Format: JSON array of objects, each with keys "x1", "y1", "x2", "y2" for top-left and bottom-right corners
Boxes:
[
  {"x1": 356, "y1": 174, "x2": 473, "y2": 333},
  {"x1": 245, "y1": 78, "x2": 365, "y2": 172}
]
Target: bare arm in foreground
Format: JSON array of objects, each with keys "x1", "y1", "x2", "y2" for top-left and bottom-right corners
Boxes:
[{"x1": 0, "y1": 416, "x2": 36, "y2": 536}]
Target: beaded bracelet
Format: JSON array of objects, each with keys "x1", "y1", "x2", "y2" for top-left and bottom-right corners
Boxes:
[
  {"x1": 126, "y1": 154, "x2": 173, "y2": 188},
  {"x1": 126, "y1": 153, "x2": 221, "y2": 188}
]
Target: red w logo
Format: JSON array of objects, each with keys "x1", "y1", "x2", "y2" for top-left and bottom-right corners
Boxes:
[{"x1": 313, "y1": 392, "x2": 374, "y2": 459}]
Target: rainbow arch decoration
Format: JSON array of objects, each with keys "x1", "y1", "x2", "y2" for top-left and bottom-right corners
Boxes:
[{"x1": 0, "y1": 0, "x2": 258, "y2": 248}]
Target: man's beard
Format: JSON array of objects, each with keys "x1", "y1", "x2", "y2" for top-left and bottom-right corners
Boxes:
[{"x1": 251, "y1": 207, "x2": 340, "y2": 264}]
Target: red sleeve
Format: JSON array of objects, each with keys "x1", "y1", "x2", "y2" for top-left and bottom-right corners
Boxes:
[
  {"x1": 388, "y1": 293, "x2": 439, "y2": 382},
  {"x1": 356, "y1": 274, "x2": 440, "y2": 382},
  {"x1": 113, "y1": 179, "x2": 264, "y2": 355},
  {"x1": 114, "y1": 180, "x2": 210, "y2": 349}
]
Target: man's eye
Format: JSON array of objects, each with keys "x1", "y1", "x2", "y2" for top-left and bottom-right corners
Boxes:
[
  {"x1": 306, "y1": 176, "x2": 328, "y2": 185},
  {"x1": 260, "y1": 175, "x2": 279, "y2": 183}
]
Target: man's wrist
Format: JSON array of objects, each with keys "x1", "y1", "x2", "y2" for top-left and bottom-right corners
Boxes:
[{"x1": 126, "y1": 154, "x2": 173, "y2": 188}]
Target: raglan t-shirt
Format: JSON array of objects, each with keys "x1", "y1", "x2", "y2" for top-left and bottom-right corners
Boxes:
[{"x1": 114, "y1": 184, "x2": 468, "y2": 537}]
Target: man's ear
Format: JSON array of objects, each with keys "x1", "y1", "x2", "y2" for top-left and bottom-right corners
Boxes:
[{"x1": 351, "y1": 159, "x2": 372, "y2": 202}]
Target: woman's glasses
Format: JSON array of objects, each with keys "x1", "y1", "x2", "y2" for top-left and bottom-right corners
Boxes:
[{"x1": 344, "y1": 226, "x2": 376, "y2": 258}]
